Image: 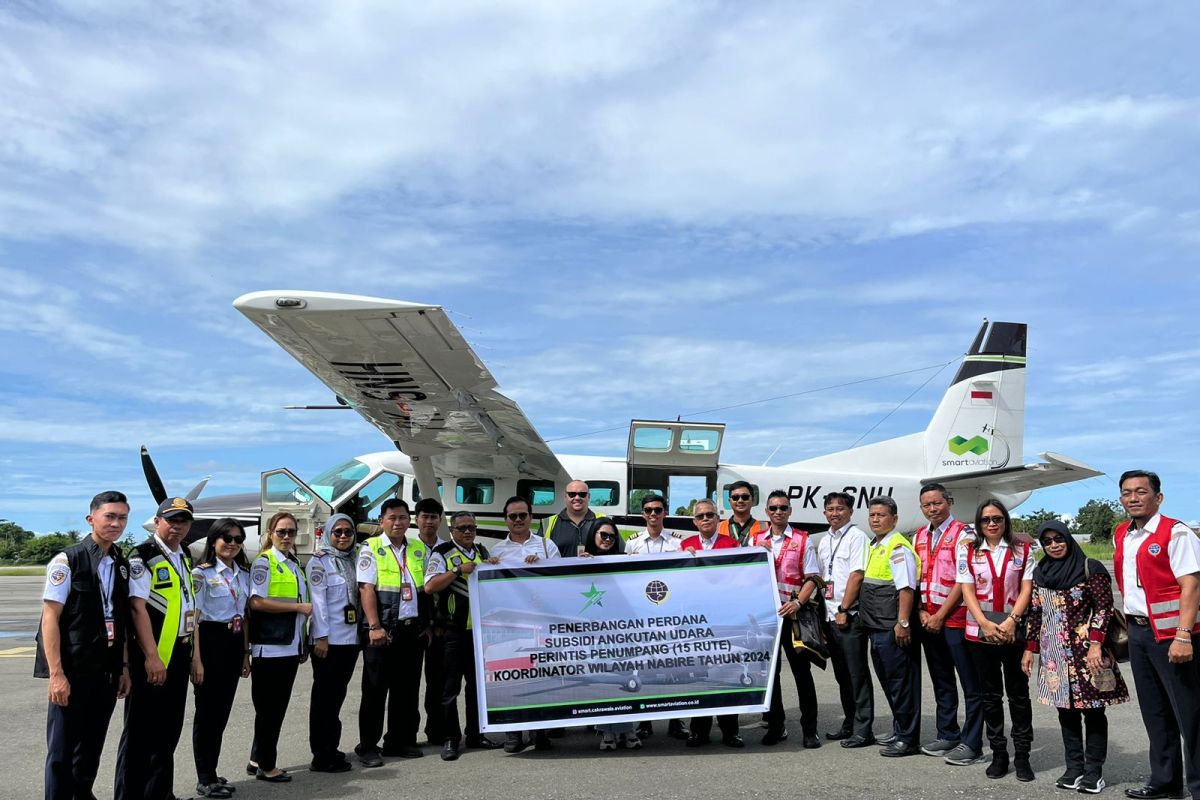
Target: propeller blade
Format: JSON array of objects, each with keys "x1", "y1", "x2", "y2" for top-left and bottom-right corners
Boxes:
[
  {"x1": 140, "y1": 446, "x2": 168, "y2": 504},
  {"x1": 185, "y1": 477, "x2": 210, "y2": 502}
]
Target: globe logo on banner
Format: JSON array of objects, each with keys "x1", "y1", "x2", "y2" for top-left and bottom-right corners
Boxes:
[{"x1": 645, "y1": 580, "x2": 670, "y2": 605}]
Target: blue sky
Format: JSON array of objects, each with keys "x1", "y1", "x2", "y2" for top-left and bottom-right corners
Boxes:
[{"x1": 2, "y1": 2, "x2": 1198, "y2": 533}]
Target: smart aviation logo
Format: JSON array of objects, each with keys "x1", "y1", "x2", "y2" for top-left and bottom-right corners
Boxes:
[{"x1": 947, "y1": 435, "x2": 989, "y2": 456}]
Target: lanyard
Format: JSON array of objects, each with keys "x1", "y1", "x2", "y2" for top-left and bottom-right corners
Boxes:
[
  {"x1": 983, "y1": 544, "x2": 1013, "y2": 610},
  {"x1": 826, "y1": 526, "x2": 849, "y2": 578},
  {"x1": 219, "y1": 566, "x2": 240, "y2": 605},
  {"x1": 388, "y1": 543, "x2": 409, "y2": 584},
  {"x1": 99, "y1": 557, "x2": 114, "y2": 619}
]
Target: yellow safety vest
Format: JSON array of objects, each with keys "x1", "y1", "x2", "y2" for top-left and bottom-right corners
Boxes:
[
  {"x1": 366, "y1": 534, "x2": 426, "y2": 627},
  {"x1": 860, "y1": 533, "x2": 921, "y2": 630},
  {"x1": 139, "y1": 543, "x2": 193, "y2": 667}
]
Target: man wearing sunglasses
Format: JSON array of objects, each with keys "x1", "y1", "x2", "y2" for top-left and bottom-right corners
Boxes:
[
  {"x1": 720, "y1": 481, "x2": 766, "y2": 547},
  {"x1": 538, "y1": 480, "x2": 605, "y2": 558},
  {"x1": 1113, "y1": 470, "x2": 1200, "y2": 800},
  {"x1": 627, "y1": 494, "x2": 682, "y2": 556},
  {"x1": 488, "y1": 497, "x2": 559, "y2": 753},
  {"x1": 424, "y1": 511, "x2": 500, "y2": 761}
]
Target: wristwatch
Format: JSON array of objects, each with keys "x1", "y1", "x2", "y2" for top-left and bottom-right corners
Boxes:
[
  {"x1": 836, "y1": 606, "x2": 846, "y2": 614},
  {"x1": 453, "y1": 565, "x2": 463, "y2": 577},
  {"x1": 897, "y1": 619, "x2": 910, "y2": 628}
]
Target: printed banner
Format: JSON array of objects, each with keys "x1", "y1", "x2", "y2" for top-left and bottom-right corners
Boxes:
[{"x1": 470, "y1": 549, "x2": 782, "y2": 732}]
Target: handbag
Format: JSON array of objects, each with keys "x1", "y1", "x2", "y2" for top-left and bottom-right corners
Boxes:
[
  {"x1": 1084, "y1": 558, "x2": 1129, "y2": 663},
  {"x1": 979, "y1": 610, "x2": 1028, "y2": 643},
  {"x1": 789, "y1": 577, "x2": 830, "y2": 670}
]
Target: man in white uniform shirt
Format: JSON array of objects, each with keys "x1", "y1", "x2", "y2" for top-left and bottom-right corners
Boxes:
[{"x1": 627, "y1": 494, "x2": 682, "y2": 555}]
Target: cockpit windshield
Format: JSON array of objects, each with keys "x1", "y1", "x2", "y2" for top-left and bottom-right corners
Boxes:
[{"x1": 308, "y1": 458, "x2": 370, "y2": 504}]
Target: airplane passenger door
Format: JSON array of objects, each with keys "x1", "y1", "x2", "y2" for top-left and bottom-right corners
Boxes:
[
  {"x1": 627, "y1": 420, "x2": 726, "y2": 469},
  {"x1": 260, "y1": 468, "x2": 334, "y2": 560}
]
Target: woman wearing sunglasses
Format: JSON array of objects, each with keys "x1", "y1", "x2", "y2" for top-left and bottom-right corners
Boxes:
[
  {"x1": 189, "y1": 518, "x2": 251, "y2": 799},
  {"x1": 582, "y1": 519, "x2": 637, "y2": 750},
  {"x1": 305, "y1": 513, "x2": 361, "y2": 773},
  {"x1": 1022, "y1": 520, "x2": 1128, "y2": 794},
  {"x1": 957, "y1": 500, "x2": 1035, "y2": 782},
  {"x1": 246, "y1": 512, "x2": 313, "y2": 783}
]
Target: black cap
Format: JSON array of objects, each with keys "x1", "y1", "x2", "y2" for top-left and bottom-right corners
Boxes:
[
  {"x1": 156, "y1": 497, "x2": 195, "y2": 519},
  {"x1": 1036, "y1": 519, "x2": 1070, "y2": 539}
]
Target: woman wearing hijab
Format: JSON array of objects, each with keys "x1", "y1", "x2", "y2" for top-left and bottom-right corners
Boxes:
[
  {"x1": 306, "y1": 513, "x2": 361, "y2": 773},
  {"x1": 190, "y1": 519, "x2": 251, "y2": 799},
  {"x1": 1022, "y1": 520, "x2": 1128, "y2": 794},
  {"x1": 581, "y1": 520, "x2": 638, "y2": 750}
]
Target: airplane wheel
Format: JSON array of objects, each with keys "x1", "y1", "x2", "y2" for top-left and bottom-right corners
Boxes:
[
  {"x1": 624, "y1": 677, "x2": 641, "y2": 692},
  {"x1": 739, "y1": 673, "x2": 753, "y2": 687}
]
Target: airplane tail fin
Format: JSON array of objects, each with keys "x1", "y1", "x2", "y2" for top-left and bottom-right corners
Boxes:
[{"x1": 922, "y1": 320, "x2": 1026, "y2": 479}]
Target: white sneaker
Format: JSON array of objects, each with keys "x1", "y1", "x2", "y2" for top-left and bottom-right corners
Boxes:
[
  {"x1": 1077, "y1": 775, "x2": 1105, "y2": 794},
  {"x1": 621, "y1": 733, "x2": 642, "y2": 750},
  {"x1": 599, "y1": 736, "x2": 617, "y2": 751}
]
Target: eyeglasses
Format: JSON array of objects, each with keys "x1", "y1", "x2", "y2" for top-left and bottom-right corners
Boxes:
[
  {"x1": 694, "y1": 512, "x2": 717, "y2": 520},
  {"x1": 507, "y1": 512, "x2": 529, "y2": 522},
  {"x1": 1041, "y1": 534, "x2": 1068, "y2": 545},
  {"x1": 274, "y1": 528, "x2": 297, "y2": 538},
  {"x1": 566, "y1": 491, "x2": 589, "y2": 499},
  {"x1": 453, "y1": 525, "x2": 477, "y2": 534},
  {"x1": 330, "y1": 528, "x2": 354, "y2": 537},
  {"x1": 643, "y1": 507, "x2": 665, "y2": 515},
  {"x1": 730, "y1": 493, "x2": 752, "y2": 502},
  {"x1": 219, "y1": 534, "x2": 245, "y2": 544},
  {"x1": 979, "y1": 515, "x2": 1005, "y2": 526},
  {"x1": 767, "y1": 505, "x2": 790, "y2": 512}
]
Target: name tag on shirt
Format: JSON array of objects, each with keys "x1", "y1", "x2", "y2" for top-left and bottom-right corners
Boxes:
[
  {"x1": 824, "y1": 582, "x2": 835, "y2": 601},
  {"x1": 401, "y1": 584, "x2": 414, "y2": 602},
  {"x1": 184, "y1": 610, "x2": 195, "y2": 635},
  {"x1": 105, "y1": 618, "x2": 115, "y2": 642}
]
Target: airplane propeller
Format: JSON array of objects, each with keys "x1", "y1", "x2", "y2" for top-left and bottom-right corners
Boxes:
[{"x1": 141, "y1": 445, "x2": 168, "y2": 504}]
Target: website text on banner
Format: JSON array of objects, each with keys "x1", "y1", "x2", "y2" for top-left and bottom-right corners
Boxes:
[{"x1": 471, "y1": 550, "x2": 783, "y2": 732}]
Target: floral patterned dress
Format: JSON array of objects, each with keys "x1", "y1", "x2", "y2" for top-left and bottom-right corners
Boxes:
[{"x1": 1026, "y1": 566, "x2": 1129, "y2": 709}]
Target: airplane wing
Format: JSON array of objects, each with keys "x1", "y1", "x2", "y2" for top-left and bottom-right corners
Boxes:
[
  {"x1": 233, "y1": 290, "x2": 570, "y2": 484},
  {"x1": 926, "y1": 452, "x2": 1104, "y2": 495}
]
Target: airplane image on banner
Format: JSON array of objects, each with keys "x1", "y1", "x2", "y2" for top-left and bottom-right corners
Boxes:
[{"x1": 142, "y1": 290, "x2": 1102, "y2": 557}]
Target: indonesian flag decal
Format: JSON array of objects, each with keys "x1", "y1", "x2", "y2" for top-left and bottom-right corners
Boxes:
[{"x1": 970, "y1": 382, "x2": 995, "y2": 405}]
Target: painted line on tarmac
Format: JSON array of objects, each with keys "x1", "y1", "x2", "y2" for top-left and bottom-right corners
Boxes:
[{"x1": 0, "y1": 646, "x2": 35, "y2": 657}]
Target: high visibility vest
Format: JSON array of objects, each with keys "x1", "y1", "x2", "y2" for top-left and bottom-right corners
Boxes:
[
  {"x1": 914, "y1": 519, "x2": 974, "y2": 626},
  {"x1": 963, "y1": 541, "x2": 1030, "y2": 642},
  {"x1": 860, "y1": 533, "x2": 921, "y2": 630},
  {"x1": 434, "y1": 541, "x2": 489, "y2": 630},
  {"x1": 250, "y1": 548, "x2": 308, "y2": 647},
  {"x1": 541, "y1": 511, "x2": 609, "y2": 541},
  {"x1": 135, "y1": 540, "x2": 192, "y2": 667},
  {"x1": 750, "y1": 527, "x2": 807, "y2": 600},
  {"x1": 1114, "y1": 516, "x2": 1200, "y2": 642},
  {"x1": 721, "y1": 518, "x2": 766, "y2": 547},
  {"x1": 366, "y1": 534, "x2": 426, "y2": 627}
]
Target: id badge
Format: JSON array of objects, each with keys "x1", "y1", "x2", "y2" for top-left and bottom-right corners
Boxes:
[
  {"x1": 344, "y1": 606, "x2": 358, "y2": 625},
  {"x1": 824, "y1": 582, "x2": 835, "y2": 601},
  {"x1": 105, "y1": 618, "x2": 115, "y2": 642},
  {"x1": 231, "y1": 615, "x2": 243, "y2": 634},
  {"x1": 184, "y1": 610, "x2": 195, "y2": 635},
  {"x1": 401, "y1": 584, "x2": 414, "y2": 602}
]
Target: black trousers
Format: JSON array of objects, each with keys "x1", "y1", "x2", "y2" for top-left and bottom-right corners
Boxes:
[
  {"x1": 765, "y1": 637, "x2": 819, "y2": 736},
  {"x1": 192, "y1": 622, "x2": 244, "y2": 784},
  {"x1": 921, "y1": 624, "x2": 984, "y2": 749},
  {"x1": 691, "y1": 714, "x2": 739, "y2": 740},
  {"x1": 967, "y1": 640, "x2": 1032, "y2": 755},
  {"x1": 1129, "y1": 622, "x2": 1200, "y2": 796},
  {"x1": 249, "y1": 655, "x2": 300, "y2": 772},
  {"x1": 441, "y1": 626, "x2": 479, "y2": 744},
  {"x1": 1058, "y1": 707, "x2": 1108, "y2": 776},
  {"x1": 115, "y1": 640, "x2": 191, "y2": 800},
  {"x1": 44, "y1": 670, "x2": 119, "y2": 800},
  {"x1": 826, "y1": 616, "x2": 875, "y2": 737},
  {"x1": 869, "y1": 628, "x2": 921, "y2": 745},
  {"x1": 358, "y1": 622, "x2": 423, "y2": 752},
  {"x1": 309, "y1": 644, "x2": 360, "y2": 764},
  {"x1": 422, "y1": 627, "x2": 444, "y2": 743}
]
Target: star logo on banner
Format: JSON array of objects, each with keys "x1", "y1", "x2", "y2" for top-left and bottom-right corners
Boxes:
[{"x1": 579, "y1": 582, "x2": 606, "y2": 614}]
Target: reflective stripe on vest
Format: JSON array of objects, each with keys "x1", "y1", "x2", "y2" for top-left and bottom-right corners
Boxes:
[
  {"x1": 1114, "y1": 515, "x2": 1200, "y2": 642},
  {"x1": 964, "y1": 541, "x2": 1029, "y2": 642},
  {"x1": 864, "y1": 534, "x2": 921, "y2": 584},
  {"x1": 915, "y1": 519, "x2": 973, "y2": 625},
  {"x1": 721, "y1": 518, "x2": 766, "y2": 547},
  {"x1": 144, "y1": 548, "x2": 191, "y2": 668},
  {"x1": 366, "y1": 535, "x2": 425, "y2": 620},
  {"x1": 264, "y1": 547, "x2": 301, "y2": 602},
  {"x1": 445, "y1": 548, "x2": 484, "y2": 630},
  {"x1": 752, "y1": 528, "x2": 807, "y2": 599},
  {"x1": 542, "y1": 512, "x2": 608, "y2": 541}
]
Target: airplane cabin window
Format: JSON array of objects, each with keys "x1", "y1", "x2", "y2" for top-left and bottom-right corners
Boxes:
[
  {"x1": 721, "y1": 483, "x2": 760, "y2": 509},
  {"x1": 517, "y1": 479, "x2": 556, "y2": 507},
  {"x1": 680, "y1": 429, "x2": 720, "y2": 453},
  {"x1": 586, "y1": 481, "x2": 620, "y2": 507},
  {"x1": 632, "y1": 427, "x2": 673, "y2": 452},
  {"x1": 412, "y1": 478, "x2": 444, "y2": 502},
  {"x1": 456, "y1": 478, "x2": 495, "y2": 505}
]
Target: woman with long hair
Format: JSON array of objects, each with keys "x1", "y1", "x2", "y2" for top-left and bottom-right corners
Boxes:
[
  {"x1": 957, "y1": 499, "x2": 1035, "y2": 781},
  {"x1": 582, "y1": 519, "x2": 638, "y2": 751},
  {"x1": 246, "y1": 512, "x2": 312, "y2": 783},
  {"x1": 1022, "y1": 520, "x2": 1129, "y2": 794},
  {"x1": 190, "y1": 518, "x2": 251, "y2": 798}
]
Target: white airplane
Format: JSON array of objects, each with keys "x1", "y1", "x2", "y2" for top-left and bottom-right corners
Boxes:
[{"x1": 155, "y1": 290, "x2": 1102, "y2": 556}]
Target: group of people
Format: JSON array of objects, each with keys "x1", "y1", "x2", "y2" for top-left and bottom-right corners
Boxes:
[{"x1": 35, "y1": 472, "x2": 1200, "y2": 799}]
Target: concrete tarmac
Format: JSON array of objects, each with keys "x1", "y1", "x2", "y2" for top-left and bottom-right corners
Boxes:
[{"x1": 0, "y1": 575, "x2": 1163, "y2": 800}]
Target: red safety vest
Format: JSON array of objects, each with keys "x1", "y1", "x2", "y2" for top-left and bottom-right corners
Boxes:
[
  {"x1": 914, "y1": 518, "x2": 973, "y2": 627},
  {"x1": 963, "y1": 540, "x2": 1030, "y2": 642},
  {"x1": 751, "y1": 527, "x2": 807, "y2": 601},
  {"x1": 1114, "y1": 515, "x2": 1200, "y2": 643},
  {"x1": 720, "y1": 518, "x2": 766, "y2": 546}
]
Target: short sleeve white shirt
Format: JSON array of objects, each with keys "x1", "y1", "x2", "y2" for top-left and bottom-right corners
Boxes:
[
  {"x1": 817, "y1": 524, "x2": 869, "y2": 620},
  {"x1": 489, "y1": 535, "x2": 560, "y2": 566},
  {"x1": 627, "y1": 531, "x2": 682, "y2": 555}
]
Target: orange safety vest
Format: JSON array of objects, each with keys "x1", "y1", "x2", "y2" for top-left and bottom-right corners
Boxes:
[
  {"x1": 914, "y1": 518, "x2": 973, "y2": 627},
  {"x1": 720, "y1": 518, "x2": 766, "y2": 547},
  {"x1": 1114, "y1": 515, "x2": 1200, "y2": 643}
]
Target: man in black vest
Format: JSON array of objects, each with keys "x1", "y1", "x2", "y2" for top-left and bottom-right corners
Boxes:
[
  {"x1": 37, "y1": 490, "x2": 132, "y2": 800},
  {"x1": 424, "y1": 511, "x2": 499, "y2": 761}
]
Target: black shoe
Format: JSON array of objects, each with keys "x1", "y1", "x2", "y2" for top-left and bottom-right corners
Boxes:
[
  {"x1": 841, "y1": 734, "x2": 876, "y2": 748},
  {"x1": 761, "y1": 729, "x2": 788, "y2": 746},
  {"x1": 533, "y1": 733, "x2": 553, "y2": 751},
  {"x1": 1014, "y1": 755, "x2": 1035, "y2": 782},
  {"x1": 441, "y1": 741, "x2": 460, "y2": 762},
  {"x1": 880, "y1": 741, "x2": 920, "y2": 758},
  {"x1": 196, "y1": 783, "x2": 233, "y2": 799},
  {"x1": 825, "y1": 727, "x2": 853, "y2": 741},
  {"x1": 668, "y1": 720, "x2": 691, "y2": 740},
  {"x1": 1056, "y1": 770, "x2": 1084, "y2": 790},
  {"x1": 1078, "y1": 774, "x2": 1105, "y2": 794},
  {"x1": 355, "y1": 747, "x2": 383, "y2": 768},
  {"x1": 987, "y1": 751, "x2": 1010, "y2": 779},
  {"x1": 722, "y1": 734, "x2": 746, "y2": 748},
  {"x1": 803, "y1": 734, "x2": 822, "y2": 749},
  {"x1": 255, "y1": 769, "x2": 292, "y2": 783},
  {"x1": 244, "y1": 763, "x2": 258, "y2": 776},
  {"x1": 217, "y1": 777, "x2": 235, "y2": 793},
  {"x1": 466, "y1": 735, "x2": 500, "y2": 750},
  {"x1": 637, "y1": 721, "x2": 654, "y2": 738},
  {"x1": 685, "y1": 734, "x2": 710, "y2": 748},
  {"x1": 877, "y1": 733, "x2": 897, "y2": 746},
  {"x1": 381, "y1": 744, "x2": 423, "y2": 759},
  {"x1": 310, "y1": 759, "x2": 352, "y2": 773},
  {"x1": 503, "y1": 734, "x2": 527, "y2": 754},
  {"x1": 1124, "y1": 788, "x2": 1187, "y2": 799}
]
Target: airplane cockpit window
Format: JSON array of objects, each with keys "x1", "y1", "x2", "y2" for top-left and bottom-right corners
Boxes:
[
  {"x1": 339, "y1": 472, "x2": 403, "y2": 527},
  {"x1": 517, "y1": 479, "x2": 556, "y2": 506},
  {"x1": 722, "y1": 484, "x2": 760, "y2": 509},
  {"x1": 456, "y1": 478, "x2": 495, "y2": 505},
  {"x1": 412, "y1": 479, "x2": 444, "y2": 503},
  {"x1": 308, "y1": 458, "x2": 371, "y2": 504},
  {"x1": 586, "y1": 481, "x2": 620, "y2": 507}
]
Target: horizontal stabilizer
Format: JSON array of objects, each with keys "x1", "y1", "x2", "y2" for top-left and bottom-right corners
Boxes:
[{"x1": 926, "y1": 452, "x2": 1104, "y2": 495}]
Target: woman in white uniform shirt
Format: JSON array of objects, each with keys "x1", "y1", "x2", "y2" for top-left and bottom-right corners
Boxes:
[
  {"x1": 190, "y1": 518, "x2": 251, "y2": 799},
  {"x1": 246, "y1": 512, "x2": 312, "y2": 783}
]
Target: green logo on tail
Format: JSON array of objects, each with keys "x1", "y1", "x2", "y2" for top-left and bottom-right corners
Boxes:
[{"x1": 948, "y1": 435, "x2": 989, "y2": 456}]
